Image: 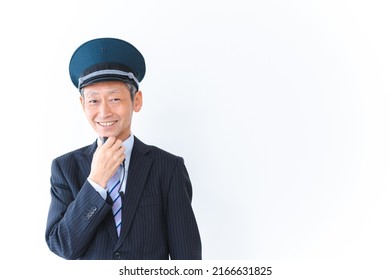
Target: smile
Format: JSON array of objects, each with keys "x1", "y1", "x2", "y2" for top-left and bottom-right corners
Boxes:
[{"x1": 98, "y1": 121, "x2": 117, "y2": 127}]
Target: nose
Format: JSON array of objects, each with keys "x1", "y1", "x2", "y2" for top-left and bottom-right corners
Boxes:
[{"x1": 98, "y1": 100, "x2": 112, "y2": 117}]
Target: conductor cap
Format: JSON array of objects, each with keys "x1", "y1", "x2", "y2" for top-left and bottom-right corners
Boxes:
[{"x1": 69, "y1": 38, "x2": 146, "y2": 92}]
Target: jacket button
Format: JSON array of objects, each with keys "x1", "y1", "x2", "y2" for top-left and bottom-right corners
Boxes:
[{"x1": 114, "y1": 252, "x2": 121, "y2": 259}]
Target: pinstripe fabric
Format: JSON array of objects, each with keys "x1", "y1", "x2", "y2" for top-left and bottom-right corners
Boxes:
[
  {"x1": 45, "y1": 136, "x2": 202, "y2": 260},
  {"x1": 107, "y1": 169, "x2": 122, "y2": 236}
]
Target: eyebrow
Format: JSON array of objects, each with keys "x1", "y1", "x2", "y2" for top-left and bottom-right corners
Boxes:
[{"x1": 84, "y1": 89, "x2": 122, "y2": 96}]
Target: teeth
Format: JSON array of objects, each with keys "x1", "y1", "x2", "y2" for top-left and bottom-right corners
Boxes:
[{"x1": 99, "y1": 121, "x2": 116, "y2": 126}]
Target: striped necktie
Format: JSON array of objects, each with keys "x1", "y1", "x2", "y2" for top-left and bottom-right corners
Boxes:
[{"x1": 107, "y1": 168, "x2": 122, "y2": 236}]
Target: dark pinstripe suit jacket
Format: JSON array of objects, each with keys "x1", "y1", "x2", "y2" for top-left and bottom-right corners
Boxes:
[{"x1": 45, "y1": 137, "x2": 202, "y2": 260}]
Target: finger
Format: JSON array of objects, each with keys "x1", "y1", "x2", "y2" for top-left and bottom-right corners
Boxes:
[
  {"x1": 97, "y1": 136, "x2": 109, "y2": 148},
  {"x1": 113, "y1": 146, "x2": 126, "y2": 162},
  {"x1": 119, "y1": 145, "x2": 126, "y2": 154},
  {"x1": 103, "y1": 136, "x2": 116, "y2": 148},
  {"x1": 111, "y1": 139, "x2": 123, "y2": 151}
]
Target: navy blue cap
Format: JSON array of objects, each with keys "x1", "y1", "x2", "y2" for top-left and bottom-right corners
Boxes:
[{"x1": 69, "y1": 38, "x2": 146, "y2": 91}]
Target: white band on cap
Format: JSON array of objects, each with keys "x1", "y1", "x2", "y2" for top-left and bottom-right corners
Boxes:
[{"x1": 78, "y1": 69, "x2": 140, "y2": 89}]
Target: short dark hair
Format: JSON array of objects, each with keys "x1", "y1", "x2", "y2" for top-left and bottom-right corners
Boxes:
[{"x1": 125, "y1": 82, "x2": 138, "y2": 102}]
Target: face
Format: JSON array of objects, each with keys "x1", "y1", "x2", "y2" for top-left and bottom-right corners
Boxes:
[{"x1": 80, "y1": 81, "x2": 142, "y2": 141}]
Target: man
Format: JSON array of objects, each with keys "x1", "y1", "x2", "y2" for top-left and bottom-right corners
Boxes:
[{"x1": 45, "y1": 38, "x2": 202, "y2": 260}]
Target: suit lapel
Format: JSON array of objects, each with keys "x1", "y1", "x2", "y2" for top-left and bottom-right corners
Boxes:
[
  {"x1": 81, "y1": 141, "x2": 97, "y2": 173},
  {"x1": 115, "y1": 137, "x2": 153, "y2": 249},
  {"x1": 80, "y1": 143, "x2": 95, "y2": 181}
]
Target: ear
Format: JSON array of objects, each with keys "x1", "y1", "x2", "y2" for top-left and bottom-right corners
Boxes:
[
  {"x1": 133, "y1": 91, "x2": 143, "y2": 112},
  {"x1": 79, "y1": 94, "x2": 86, "y2": 111}
]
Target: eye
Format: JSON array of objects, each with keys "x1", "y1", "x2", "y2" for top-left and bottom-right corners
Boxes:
[
  {"x1": 110, "y1": 98, "x2": 121, "y2": 102},
  {"x1": 88, "y1": 99, "x2": 99, "y2": 104}
]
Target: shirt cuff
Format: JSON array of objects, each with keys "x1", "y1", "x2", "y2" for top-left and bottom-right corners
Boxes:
[{"x1": 88, "y1": 178, "x2": 108, "y2": 200}]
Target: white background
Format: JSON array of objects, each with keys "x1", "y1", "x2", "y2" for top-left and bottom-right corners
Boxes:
[{"x1": 1, "y1": 0, "x2": 390, "y2": 278}]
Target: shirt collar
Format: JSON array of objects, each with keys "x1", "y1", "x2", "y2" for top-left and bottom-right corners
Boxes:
[{"x1": 122, "y1": 134, "x2": 134, "y2": 170}]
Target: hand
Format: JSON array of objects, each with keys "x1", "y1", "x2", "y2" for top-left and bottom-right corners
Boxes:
[{"x1": 89, "y1": 137, "x2": 126, "y2": 188}]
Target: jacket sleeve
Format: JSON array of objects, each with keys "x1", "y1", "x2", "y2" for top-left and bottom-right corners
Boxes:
[
  {"x1": 45, "y1": 158, "x2": 111, "y2": 259},
  {"x1": 166, "y1": 158, "x2": 202, "y2": 260}
]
